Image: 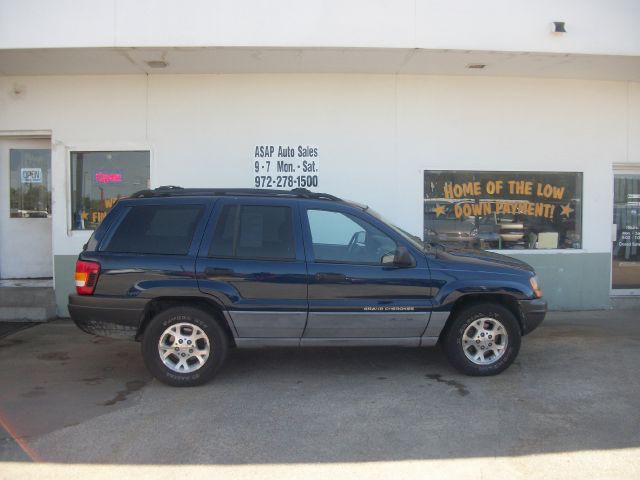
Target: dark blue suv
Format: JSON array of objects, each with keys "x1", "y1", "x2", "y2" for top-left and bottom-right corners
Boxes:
[{"x1": 69, "y1": 187, "x2": 546, "y2": 386}]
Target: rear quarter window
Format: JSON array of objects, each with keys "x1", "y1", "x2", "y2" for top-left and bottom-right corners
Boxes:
[{"x1": 102, "y1": 204, "x2": 205, "y2": 255}]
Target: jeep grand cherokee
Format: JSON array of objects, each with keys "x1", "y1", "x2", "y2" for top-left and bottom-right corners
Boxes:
[{"x1": 69, "y1": 187, "x2": 546, "y2": 386}]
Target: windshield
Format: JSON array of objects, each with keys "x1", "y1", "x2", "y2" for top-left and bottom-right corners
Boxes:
[{"x1": 365, "y1": 208, "x2": 425, "y2": 251}]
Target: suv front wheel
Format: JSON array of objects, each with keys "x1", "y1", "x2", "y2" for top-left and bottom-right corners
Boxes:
[
  {"x1": 442, "y1": 303, "x2": 521, "y2": 376},
  {"x1": 141, "y1": 306, "x2": 228, "y2": 387}
]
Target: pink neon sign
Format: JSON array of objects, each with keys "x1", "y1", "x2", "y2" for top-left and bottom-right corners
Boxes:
[{"x1": 95, "y1": 172, "x2": 123, "y2": 184}]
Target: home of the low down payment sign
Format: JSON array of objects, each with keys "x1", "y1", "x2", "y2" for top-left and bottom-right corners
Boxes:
[{"x1": 438, "y1": 179, "x2": 574, "y2": 219}]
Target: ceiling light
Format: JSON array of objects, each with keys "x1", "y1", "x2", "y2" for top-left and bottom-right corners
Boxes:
[
  {"x1": 146, "y1": 60, "x2": 168, "y2": 68},
  {"x1": 466, "y1": 64, "x2": 486, "y2": 69}
]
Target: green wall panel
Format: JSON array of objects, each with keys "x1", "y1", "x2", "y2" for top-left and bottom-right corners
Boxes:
[
  {"x1": 54, "y1": 255, "x2": 77, "y2": 318},
  {"x1": 504, "y1": 252, "x2": 611, "y2": 310}
]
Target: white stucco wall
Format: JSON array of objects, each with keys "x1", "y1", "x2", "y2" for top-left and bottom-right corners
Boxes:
[
  {"x1": 0, "y1": 73, "x2": 638, "y2": 259},
  {"x1": 1, "y1": 0, "x2": 639, "y2": 55}
]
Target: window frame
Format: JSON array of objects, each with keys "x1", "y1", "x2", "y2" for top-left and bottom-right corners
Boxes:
[
  {"x1": 204, "y1": 198, "x2": 303, "y2": 262},
  {"x1": 66, "y1": 145, "x2": 153, "y2": 237}
]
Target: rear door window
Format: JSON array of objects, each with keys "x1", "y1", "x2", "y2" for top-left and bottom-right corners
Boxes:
[
  {"x1": 209, "y1": 204, "x2": 295, "y2": 260},
  {"x1": 103, "y1": 204, "x2": 205, "y2": 255}
]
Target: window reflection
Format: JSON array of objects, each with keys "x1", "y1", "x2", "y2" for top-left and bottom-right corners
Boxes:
[
  {"x1": 424, "y1": 171, "x2": 583, "y2": 250},
  {"x1": 9, "y1": 149, "x2": 51, "y2": 218},
  {"x1": 612, "y1": 174, "x2": 640, "y2": 289},
  {"x1": 70, "y1": 151, "x2": 150, "y2": 230}
]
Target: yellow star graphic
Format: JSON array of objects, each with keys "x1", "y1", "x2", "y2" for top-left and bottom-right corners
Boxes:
[
  {"x1": 560, "y1": 203, "x2": 574, "y2": 217},
  {"x1": 80, "y1": 210, "x2": 88, "y2": 220},
  {"x1": 433, "y1": 203, "x2": 445, "y2": 217}
]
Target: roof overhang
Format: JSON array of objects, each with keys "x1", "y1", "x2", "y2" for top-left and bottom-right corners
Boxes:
[{"x1": 1, "y1": 47, "x2": 639, "y2": 81}]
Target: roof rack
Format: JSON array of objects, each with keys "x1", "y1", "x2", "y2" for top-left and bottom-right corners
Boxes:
[{"x1": 129, "y1": 186, "x2": 342, "y2": 201}]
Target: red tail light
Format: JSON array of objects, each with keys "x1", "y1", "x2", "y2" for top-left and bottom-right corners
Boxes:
[{"x1": 75, "y1": 260, "x2": 101, "y2": 295}]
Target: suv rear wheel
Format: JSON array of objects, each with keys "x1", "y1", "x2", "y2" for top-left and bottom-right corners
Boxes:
[
  {"x1": 442, "y1": 303, "x2": 521, "y2": 376},
  {"x1": 141, "y1": 306, "x2": 228, "y2": 387}
]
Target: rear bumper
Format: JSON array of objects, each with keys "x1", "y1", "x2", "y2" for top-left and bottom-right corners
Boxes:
[
  {"x1": 68, "y1": 295, "x2": 147, "y2": 339},
  {"x1": 518, "y1": 298, "x2": 547, "y2": 335}
]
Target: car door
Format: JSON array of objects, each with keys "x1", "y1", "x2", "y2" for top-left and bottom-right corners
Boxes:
[
  {"x1": 300, "y1": 203, "x2": 433, "y2": 341},
  {"x1": 196, "y1": 197, "x2": 307, "y2": 340}
]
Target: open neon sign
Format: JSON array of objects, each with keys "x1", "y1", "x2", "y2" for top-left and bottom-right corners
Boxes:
[{"x1": 95, "y1": 172, "x2": 123, "y2": 184}]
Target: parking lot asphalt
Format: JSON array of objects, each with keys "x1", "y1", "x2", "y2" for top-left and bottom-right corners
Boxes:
[{"x1": 0, "y1": 310, "x2": 639, "y2": 480}]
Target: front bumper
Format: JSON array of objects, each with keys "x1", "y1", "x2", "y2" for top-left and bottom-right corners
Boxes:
[
  {"x1": 68, "y1": 295, "x2": 147, "y2": 339},
  {"x1": 518, "y1": 298, "x2": 547, "y2": 335}
]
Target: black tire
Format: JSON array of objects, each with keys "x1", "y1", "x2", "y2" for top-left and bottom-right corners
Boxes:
[
  {"x1": 141, "y1": 306, "x2": 228, "y2": 387},
  {"x1": 442, "y1": 303, "x2": 521, "y2": 376}
]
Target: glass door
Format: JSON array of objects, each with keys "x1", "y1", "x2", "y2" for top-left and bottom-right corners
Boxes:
[
  {"x1": 0, "y1": 138, "x2": 52, "y2": 279},
  {"x1": 612, "y1": 171, "x2": 640, "y2": 295}
]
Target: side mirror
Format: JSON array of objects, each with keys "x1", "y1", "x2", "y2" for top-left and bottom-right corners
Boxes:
[
  {"x1": 394, "y1": 246, "x2": 416, "y2": 268},
  {"x1": 382, "y1": 246, "x2": 415, "y2": 268}
]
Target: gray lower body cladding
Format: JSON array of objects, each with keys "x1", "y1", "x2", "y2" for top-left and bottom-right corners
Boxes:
[{"x1": 68, "y1": 295, "x2": 450, "y2": 346}]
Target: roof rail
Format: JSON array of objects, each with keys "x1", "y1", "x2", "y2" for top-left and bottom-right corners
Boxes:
[
  {"x1": 290, "y1": 188, "x2": 341, "y2": 201},
  {"x1": 129, "y1": 186, "x2": 341, "y2": 201}
]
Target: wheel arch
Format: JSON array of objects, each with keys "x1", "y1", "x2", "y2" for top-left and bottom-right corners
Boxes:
[
  {"x1": 439, "y1": 293, "x2": 524, "y2": 341},
  {"x1": 136, "y1": 296, "x2": 236, "y2": 347}
]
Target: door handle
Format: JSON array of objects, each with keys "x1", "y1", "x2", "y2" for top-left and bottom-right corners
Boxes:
[
  {"x1": 315, "y1": 272, "x2": 348, "y2": 282},
  {"x1": 205, "y1": 267, "x2": 235, "y2": 277}
]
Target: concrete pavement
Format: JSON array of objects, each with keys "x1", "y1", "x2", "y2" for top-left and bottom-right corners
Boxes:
[{"x1": 0, "y1": 310, "x2": 639, "y2": 479}]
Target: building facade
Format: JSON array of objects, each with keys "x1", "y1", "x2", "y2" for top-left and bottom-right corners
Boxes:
[{"x1": 1, "y1": 0, "x2": 639, "y2": 315}]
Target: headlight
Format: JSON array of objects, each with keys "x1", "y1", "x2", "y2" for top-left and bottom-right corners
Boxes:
[{"x1": 529, "y1": 276, "x2": 543, "y2": 298}]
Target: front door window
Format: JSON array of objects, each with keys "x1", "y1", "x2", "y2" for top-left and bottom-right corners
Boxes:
[{"x1": 306, "y1": 209, "x2": 397, "y2": 265}]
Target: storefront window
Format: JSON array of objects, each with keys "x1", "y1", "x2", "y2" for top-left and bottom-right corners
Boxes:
[
  {"x1": 9, "y1": 149, "x2": 51, "y2": 218},
  {"x1": 424, "y1": 171, "x2": 583, "y2": 250},
  {"x1": 71, "y1": 151, "x2": 150, "y2": 230}
]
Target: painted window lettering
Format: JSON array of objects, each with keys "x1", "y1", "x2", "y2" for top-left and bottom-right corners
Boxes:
[{"x1": 424, "y1": 171, "x2": 583, "y2": 250}]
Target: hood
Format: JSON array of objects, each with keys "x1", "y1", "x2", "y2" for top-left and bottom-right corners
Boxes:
[{"x1": 433, "y1": 244, "x2": 535, "y2": 273}]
